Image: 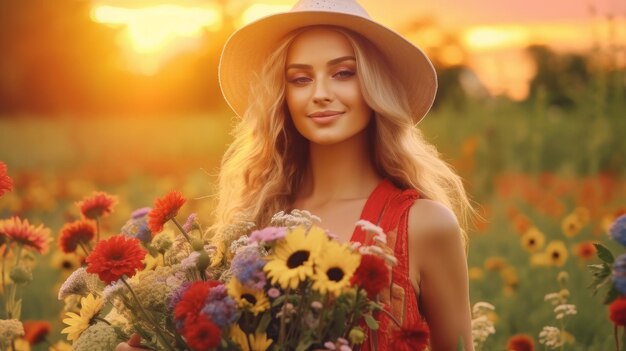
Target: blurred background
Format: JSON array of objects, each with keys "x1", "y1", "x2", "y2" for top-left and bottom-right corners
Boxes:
[{"x1": 0, "y1": 0, "x2": 625, "y2": 349}]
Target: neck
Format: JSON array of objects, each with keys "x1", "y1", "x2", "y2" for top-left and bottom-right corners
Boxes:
[{"x1": 296, "y1": 129, "x2": 383, "y2": 204}]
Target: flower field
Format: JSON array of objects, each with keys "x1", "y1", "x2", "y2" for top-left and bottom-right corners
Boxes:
[{"x1": 1, "y1": 92, "x2": 625, "y2": 350}]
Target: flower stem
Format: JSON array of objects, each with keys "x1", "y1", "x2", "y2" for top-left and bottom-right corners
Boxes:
[
  {"x1": 96, "y1": 217, "x2": 101, "y2": 242},
  {"x1": 279, "y1": 287, "x2": 291, "y2": 345},
  {"x1": 120, "y1": 277, "x2": 176, "y2": 351},
  {"x1": 172, "y1": 218, "x2": 192, "y2": 244},
  {"x1": 78, "y1": 241, "x2": 91, "y2": 257},
  {"x1": 615, "y1": 324, "x2": 620, "y2": 351}
]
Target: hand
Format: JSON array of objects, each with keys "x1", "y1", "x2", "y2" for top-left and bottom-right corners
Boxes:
[{"x1": 115, "y1": 333, "x2": 152, "y2": 351}]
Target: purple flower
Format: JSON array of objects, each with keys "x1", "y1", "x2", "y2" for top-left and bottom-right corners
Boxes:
[
  {"x1": 183, "y1": 213, "x2": 198, "y2": 232},
  {"x1": 249, "y1": 226, "x2": 287, "y2": 243},
  {"x1": 131, "y1": 207, "x2": 152, "y2": 219},
  {"x1": 231, "y1": 246, "x2": 267, "y2": 289},
  {"x1": 121, "y1": 214, "x2": 152, "y2": 243},
  {"x1": 610, "y1": 215, "x2": 626, "y2": 247},
  {"x1": 168, "y1": 282, "x2": 192, "y2": 311},
  {"x1": 201, "y1": 285, "x2": 238, "y2": 328},
  {"x1": 614, "y1": 254, "x2": 626, "y2": 294}
]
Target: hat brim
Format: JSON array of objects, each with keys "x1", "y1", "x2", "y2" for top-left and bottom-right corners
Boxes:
[{"x1": 219, "y1": 11, "x2": 437, "y2": 124}]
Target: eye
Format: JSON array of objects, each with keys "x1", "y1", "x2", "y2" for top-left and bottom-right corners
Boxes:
[
  {"x1": 333, "y1": 70, "x2": 355, "y2": 79},
  {"x1": 288, "y1": 76, "x2": 312, "y2": 85}
]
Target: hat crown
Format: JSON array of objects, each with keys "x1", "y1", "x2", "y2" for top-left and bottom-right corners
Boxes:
[{"x1": 291, "y1": 0, "x2": 371, "y2": 18}]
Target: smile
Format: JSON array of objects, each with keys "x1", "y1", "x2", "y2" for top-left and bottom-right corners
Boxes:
[{"x1": 308, "y1": 110, "x2": 344, "y2": 124}]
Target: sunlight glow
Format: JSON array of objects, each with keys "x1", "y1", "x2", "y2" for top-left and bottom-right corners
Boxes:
[
  {"x1": 238, "y1": 3, "x2": 292, "y2": 27},
  {"x1": 91, "y1": 4, "x2": 221, "y2": 75},
  {"x1": 463, "y1": 26, "x2": 529, "y2": 51}
]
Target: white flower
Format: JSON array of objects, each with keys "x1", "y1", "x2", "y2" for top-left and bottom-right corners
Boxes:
[
  {"x1": 102, "y1": 281, "x2": 125, "y2": 303},
  {"x1": 544, "y1": 292, "x2": 566, "y2": 306},
  {"x1": 539, "y1": 326, "x2": 563, "y2": 348},
  {"x1": 58, "y1": 267, "x2": 103, "y2": 300},
  {"x1": 472, "y1": 301, "x2": 496, "y2": 317},
  {"x1": 0, "y1": 319, "x2": 24, "y2": 349},
  {"x1": 271, "y1": 209, "x2": 321, "y2": 229},
  {"x1": 471, "y1": 315, "x2": 495, "y2": 348},
  {"x1": 355, "y1": 220, "x2": 385, "y2": 237},
  {"x1": 554, "y1": 304, "x2": 577, "y2": 320}
]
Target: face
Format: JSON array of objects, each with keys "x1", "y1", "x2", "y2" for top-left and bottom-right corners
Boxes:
[{"x1": 285, "y1": 27, "x2": 373, "y2": 145}]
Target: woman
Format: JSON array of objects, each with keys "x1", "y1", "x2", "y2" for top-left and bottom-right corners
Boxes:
[{"x1": 118, "y1": 0, "x2": 475, "y2": 350}]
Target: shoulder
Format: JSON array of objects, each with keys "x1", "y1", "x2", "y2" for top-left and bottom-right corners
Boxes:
[
  {"x1": 407, "y1": 199, "x2": 460, "y2": 240},
  {"x1": 406, "y1": 199, "x2": 464, "y2": 262}
]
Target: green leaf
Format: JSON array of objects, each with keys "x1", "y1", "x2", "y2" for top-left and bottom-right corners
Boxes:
[
  {"x1": 295, "y1": 340, "x2": 314, "y2": 351},
  {"x1": 594, "y1": 243, "x2": 615, "y2": 264},
  {"x1": 256, "y1": 312, "x2": 272, "y2": 334},
  {"x1": 364, "y1": 314, "x2": 379, "y2": 330},
  {"x1": 271, "y1": 295, "x2": 286, "y2": 307},
  {"x1": 604, "y1": 284, "x2": 620, "y2": 304}
]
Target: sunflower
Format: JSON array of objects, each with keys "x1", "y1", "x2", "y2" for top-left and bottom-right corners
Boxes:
[
  {"x1": 520, "y1": 227, "x2": 545, "y2": 253},
  {"x1": 573, "y1": 207, "x2": 591, "y2": 225},
  {"x1": 227, "y1": 278, "x2": 269, "y2": 315},
  {"x1": 61, "y1": 293, "x2": 104, "y2": 342},
  {"x1": 545, "y1": 240, "x2": 568, "y2": 267},
  {"x1": 50, "y1": 251, "x2": 83, "y2": 275},
  {"x1": 230, "y1": 325, "x2": 273, "y2": 351},
  {"x1": 264, "y1": 226, "x2": 327, "y2": 289},
  {"x1": 483, "y1": 256, "x2": 506, "y2": 271},
  {"x1": 561, "y1": 214, "x2": 583, "y2": 238},
  {"x1": 312, "y1": 241, "x2": 360, "y2": 296}
]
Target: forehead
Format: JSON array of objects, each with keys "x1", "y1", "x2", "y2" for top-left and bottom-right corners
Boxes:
[{"x1": 286, "y1": 27, "x2": 355, "y2": 63}]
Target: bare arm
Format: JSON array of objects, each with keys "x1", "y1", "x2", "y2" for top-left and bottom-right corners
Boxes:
[{"x1": 409, "y1": 200, "x2": 474, "y2": 351}]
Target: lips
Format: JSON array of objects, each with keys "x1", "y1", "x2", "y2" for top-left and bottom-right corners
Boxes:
[
  {"x1": 308, "y1": 110, "x2": 344, "y2": 118},
  {"x1": 308, "y1": 111, "x2": 344, "y2": 125}
]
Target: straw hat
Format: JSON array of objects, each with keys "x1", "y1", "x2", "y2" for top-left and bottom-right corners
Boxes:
[{"x1": 218, "y1": 0, "x2": 437, "y2": 124}]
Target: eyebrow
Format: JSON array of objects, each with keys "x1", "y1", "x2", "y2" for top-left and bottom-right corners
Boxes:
[{"x1": 286, "y1": 56, "x2": 356, "y2": 70}]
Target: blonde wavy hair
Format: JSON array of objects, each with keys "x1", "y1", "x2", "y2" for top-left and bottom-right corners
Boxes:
[{"x1": 209, "y1": 25, "x2": 475, "y2": 245}]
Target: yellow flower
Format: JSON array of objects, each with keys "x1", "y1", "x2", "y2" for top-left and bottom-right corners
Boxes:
[
  {"x1": 48, "y1": 340, "x2": 72, "y2": 351},
  {"x1": 50, "y1": 250, "x2": 82, "y2": 275},
  {"x1": 312, "y1": 241, "x2": 360, "y2": 296},
  {"x1": 561, "y1": 214, "x2": 583, "y2": 238},
  {"x1": 483, "y1": 256, "x2": 506, "y2": 271},
  {"x1": 143, "y1": 253, "x2": 163, "y2": 270},
  {"x1": 13, "y1": 338, "x2": 30, "y2": 351},
  {"x1": 520, "y1": 227, "x2": 546, "y2": 253},
  {"x1": 530, "y1": 252, "x2": 549, "y2": 267},
  {"x1": 61, "y1": 293, "x2": 104, "y2": 341},
  {"x1": 227, "y1": 278, "x2": 270, "y2": 315},
  {"x1": 468, "y1": 267, "x2": 484, "y2": 281},
  {"x1": 230, "y1": 325, "x2": 273, "y2": 351},
  {"x1": 264, "y1": 226, "x2": 327, "y2": 289},
  {"x1": 545, "y1": 240, "x2": 569, "y2": 267},
  {"x1": 500, "y1": 266, "x2": 519, "y2": 289}
]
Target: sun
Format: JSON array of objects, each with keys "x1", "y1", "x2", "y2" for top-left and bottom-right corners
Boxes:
[{"x1": 91, "y1": 3, "x2": 222, "y2": 75}]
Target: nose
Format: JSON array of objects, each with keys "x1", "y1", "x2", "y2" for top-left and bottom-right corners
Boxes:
[{"x1": 312, "y1": 79, "x2": 333, "y2": 104}]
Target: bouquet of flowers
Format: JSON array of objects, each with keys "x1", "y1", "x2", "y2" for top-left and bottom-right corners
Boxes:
[{"x1": 57, "y1": 190, "x2": 430, "y2": 351}]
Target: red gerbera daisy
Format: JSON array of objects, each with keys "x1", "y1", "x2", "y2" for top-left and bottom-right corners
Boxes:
[
  {"x1": 77, "y1": 191, "x2": 118, "y2": 220},
  {"x1": 86, "y1": 235, "x2": 146, "y2": 284},
  {"x1": 390, "y1": 319, "x2": 430, "y2": 351},
  {"x1": 148, "y1": 191, "x2": 186, "y2": 234},
  {"x1": 23, "y1": 320, "x2": 52, "y2": 345},
  {"x1": 507, "y1": 334, "x2": 535, "y2": 351},
  {"x1": 182, "y1": 315, "x2": 221, "y2": 351},
  {"x1": 0, "y1": 161, "x2": 13, "y2": 197},
  {"x1": 350, "y1": 254, "x2": 390, "y2": 298},
  {"x1": 59, "y1": 220, "x2": 96, "y2": 254},
  {"x1": 0, "y1": 216, "x2": 52, "y2": 254},
  {"x1": 174, "y1": 280, "x2": 221, "y2": 329},
  {"x1": 609, "y1": 296, "x2": 626, "y2": 326}
]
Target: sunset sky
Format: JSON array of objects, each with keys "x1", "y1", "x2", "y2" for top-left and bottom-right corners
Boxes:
[{"x1": 92, "y1": 0, "x2": 626, "y2": 99}]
